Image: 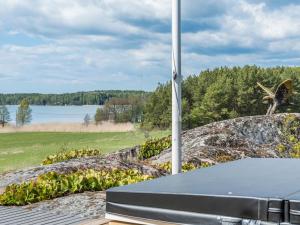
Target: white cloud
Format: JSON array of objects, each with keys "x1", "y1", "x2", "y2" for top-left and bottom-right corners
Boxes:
[
  {"x1": 223, "y1": 1, "x2": 300, "y2": 40},
  {"x1": 0, "y1": 0, "x2": 170, "y2": 38},
  {"x1": 0, "y1": 0, "x2": 300, "y2": 92}
]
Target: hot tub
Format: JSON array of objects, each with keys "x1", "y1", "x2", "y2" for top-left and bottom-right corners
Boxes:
[{"x1": 106, "y1": 158, "x2": 300, "y2": 224}]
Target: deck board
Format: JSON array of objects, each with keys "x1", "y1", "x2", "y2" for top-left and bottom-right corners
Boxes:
[{"x1": 0, "y1": 206, "x2": 88, "y2": 225}]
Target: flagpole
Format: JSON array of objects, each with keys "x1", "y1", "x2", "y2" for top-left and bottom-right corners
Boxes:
[{"x1": 172, "y1": 0, "x2": 182, "y2": 175}]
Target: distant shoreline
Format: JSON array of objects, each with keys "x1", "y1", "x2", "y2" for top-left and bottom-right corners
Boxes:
[
  {"x1": 0, "y1": 121, "x2": 135, "y2": 133},
  {"x1": 4, "y1": 104, "x2": 103, "y2": 106},
  {"x1": 0, "y1": 90, "x2": 148, "y2": 106},
  {"x1": 6, "y1": 105, "x2": 102, "y2": 124}
]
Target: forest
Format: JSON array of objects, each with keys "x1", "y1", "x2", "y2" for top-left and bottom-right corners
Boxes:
[
  {"x1": 1, "y1": 66, "x2": 300, "y2": 128},
  {"x1": 142, "y1": 66, "x2": 300, "y2": 130},
  {"x1": 0, "y1": 90, "x2": 147, "y2": 106}
]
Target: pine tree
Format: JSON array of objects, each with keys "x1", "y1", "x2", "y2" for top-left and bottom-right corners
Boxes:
[
  {"x1": 142, "y1": 66, "x2": 300, "y2": 129},
  {"x1": 0, "y1": 105, "x2": 10, "y2": 127}
]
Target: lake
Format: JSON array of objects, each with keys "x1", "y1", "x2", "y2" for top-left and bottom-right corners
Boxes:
[{"x1": 6, "y1": 105, "x2": 102, "y2": 124}]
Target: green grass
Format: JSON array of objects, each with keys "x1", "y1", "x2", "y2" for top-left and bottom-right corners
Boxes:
[{"x1": 0, "y1": 130, "x2": 170, "y2": 173}]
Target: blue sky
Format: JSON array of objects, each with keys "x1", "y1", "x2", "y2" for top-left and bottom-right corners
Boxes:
[{"x1": 0, "y1": 0, "x2": 300, "y2": 93}]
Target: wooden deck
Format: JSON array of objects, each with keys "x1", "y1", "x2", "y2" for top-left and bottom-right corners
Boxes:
[{"x1": 0, "y1": 206, "x2": 110, "y2": 225}]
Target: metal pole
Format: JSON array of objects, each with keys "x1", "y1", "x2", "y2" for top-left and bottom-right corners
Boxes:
[{"x1": 172, "y1": 0, "x2": 182, "y2": 175}]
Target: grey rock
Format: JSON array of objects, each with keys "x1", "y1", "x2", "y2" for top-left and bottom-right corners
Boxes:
[
  {"x1": 22, "y1": 191, "x2": 106, "y2": 219},
  {"x1": 150, "y1": 114, "x2": 299, "y2": 165}
]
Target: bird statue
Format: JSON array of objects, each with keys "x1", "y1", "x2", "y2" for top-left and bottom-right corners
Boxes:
[{"x1": 257, "y1": 79, "x2": 294, "y2": 115}]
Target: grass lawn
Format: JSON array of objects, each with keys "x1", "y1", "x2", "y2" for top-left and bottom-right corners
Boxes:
[{"x1": 0, "y1": 130, "x2": 170, "y2": 173}]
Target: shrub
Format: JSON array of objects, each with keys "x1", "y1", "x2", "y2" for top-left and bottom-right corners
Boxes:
[
  {"x1": 215, "y1": 152, "x2": 236, "y2": 163},
  {"x1": 277, "y1": 114, "x2": 300, "y2": 158},
  {"x1": 157, "y1": 161, "x2": 212, "y2": 173},
  {"x1": 138, "y1": 136, "x2": 171, "y2": 160},
  {"x1": 0, "y1": 169, "x2": 152, "y2": 206},
  {"x1": 42, "y1": 148, "x2": 102, "y2": 165}
]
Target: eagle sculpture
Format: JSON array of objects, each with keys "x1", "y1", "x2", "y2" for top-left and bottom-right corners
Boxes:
[{"x1": 257, "y1": 79, "x2": 294, "y2": 115}]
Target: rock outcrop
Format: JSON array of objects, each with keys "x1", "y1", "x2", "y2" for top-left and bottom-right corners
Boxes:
[
  {"x1": 0, "y1": 155, "x2": 162, "y2": 188},
  {"x1": 150, "y1": 114, "x2": 300, "y2": 165}
]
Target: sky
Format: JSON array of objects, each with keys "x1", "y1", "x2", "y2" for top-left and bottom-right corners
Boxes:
[{"x1": 0, "y1": 0, "x2": 300, "y2": 93}]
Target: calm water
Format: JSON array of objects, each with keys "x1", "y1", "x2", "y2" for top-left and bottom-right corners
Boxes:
[{"x1": 7, "y1": 105, "x2": 102, "y2": 124}]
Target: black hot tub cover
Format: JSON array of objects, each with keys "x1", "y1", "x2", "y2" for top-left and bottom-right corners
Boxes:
[{"x1": 106, "y1": 158, "x2": 300, "y2": 224}]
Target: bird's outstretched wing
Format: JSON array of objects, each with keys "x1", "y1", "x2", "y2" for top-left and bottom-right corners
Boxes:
[
  {"x1": 257, "y1": 82, "x2": 275, "y2": 97},
  {"x1": 263, "y1": 96, "x2": 273, "y2": 101},
  {"x1": 275, "y1": 79, "x2": 293, "y2": 104}
]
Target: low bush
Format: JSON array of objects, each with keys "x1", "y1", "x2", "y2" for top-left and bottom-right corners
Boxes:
[
  {"x1": 42, "y1": 148, "x2": 102, "y2": 165},
  {"x1": 0, "y1": 169, "x2": 152, "y2": 206},
  {"x1": 157, "y1": 161, "x2": 212, "y2": 173},
  {"x1": 215, "y1": 152, "x2": 236, "y2": 163},
  {"x1": 138, "y1": 136, "x2": 171, "y2": 160},
  {"x1": 277, "y1": 114, "x2": 300, "y2": 158}
]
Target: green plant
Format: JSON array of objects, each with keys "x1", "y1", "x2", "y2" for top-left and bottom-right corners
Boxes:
[
  {"x1": 42, "y1": 148, "x2": 102, "y2": 165},
  {"x1": 0, "y1": 169, "x2": 152, "y2": 206},
  {"x1": 138, "y1": 136, "x2": 171, "y2": 160},
  {"x1": 16, "y1": 99, "x2": 32, "y2": 127},
  {"x1": 157, "y1": 161, "x2": 212, "y2": 173},
  {"x1": 215, "y1": 152, "x2": 236, "y2": 163},
  {"x1": 0, "y1": 104, "x2": 10, "y2": 127},
  {"x1": 277, "y1": 114, "x2": 300, "y2": 158}
]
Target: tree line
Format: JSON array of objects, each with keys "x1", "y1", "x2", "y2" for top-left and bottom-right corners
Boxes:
[
  {"x1": 94, "y1": 96, "x2": 144, "y2": 124},
  {"x1": 0, "y1": 90, "x2": 147, "y2": 106},
  {"x1": 141, "y1": 66, "x2": 300, "y2": 130},
  {"x1": 0, "y1": 95, "x2": 145, "y2": 127}
]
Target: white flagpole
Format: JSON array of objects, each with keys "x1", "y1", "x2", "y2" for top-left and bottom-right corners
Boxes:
[{"x1": 172, "y1": 0, "x2": 182, "y2": 175}]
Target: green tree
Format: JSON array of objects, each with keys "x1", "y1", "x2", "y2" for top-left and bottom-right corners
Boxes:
[
  {"x1": 16, "y1": 99, "x2": 32, "y2": 126},
  {"x1": 191, "y1": 76, "x2": 238, "y2": 126},
  {"x1": 0, "y1": 105, "x2": 10, "y2": 127},
  {"x1": 142, "y1": 82, "x2": 172, "y2": 129},
  {"x1": 94, "y1": 108, "x2": 108, "y2": 125},
  {"x1": 142, "y1": 66, "x2": 300, "y2": 129},
  {"x1": 97, "y1": 96, "x2": 144, "y2": 123}
]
